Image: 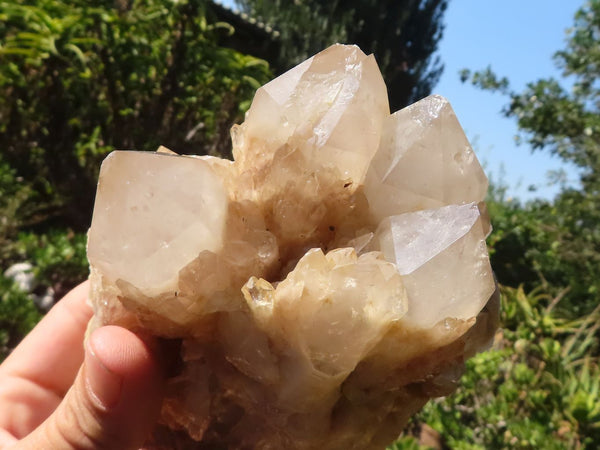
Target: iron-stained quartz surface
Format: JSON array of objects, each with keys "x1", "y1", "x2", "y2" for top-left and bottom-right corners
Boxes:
[{"x1": 87, "y1": 44, "x2": 498, "y2": 449}]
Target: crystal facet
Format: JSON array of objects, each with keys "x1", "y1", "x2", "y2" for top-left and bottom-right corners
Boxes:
[
  {"x1": 87, "y1": 151, "x2": 228, "y2": 297},
  {"x1": 371, "y1": 203, "x2": 494, "y2": 328},
  {"x1": 87, "y1": 44, "x2": 497, "y2": 449},
  {"x1": 364, "y1": 95, "x2": 489, "y2": 221}
]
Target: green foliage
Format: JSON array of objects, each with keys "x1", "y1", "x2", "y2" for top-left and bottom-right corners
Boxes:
[
  {"x1": 0, "y1": 0, "x2": 271, "y2": 233},
  {"x1": 0, "y1": 275, "x2": 42, "y2": 361},
  {"x1": 235, "y1": 0, "x2": 447, "y2": 110},
  {"x1": 388, "y1": 435, "x2": 433, "y2": 450},
  {"x1": 11, "y1": 230, "x2": 89, "y2": 298},
  {"x1": 484, "y1": 188, "x2": 600, "y2": 317},
  {"x1": 0, "y1": 154, "x2": 45, "y2": 259},
  {"x1": 400, "y1": 286, "x2": 600, "y2": 449}
]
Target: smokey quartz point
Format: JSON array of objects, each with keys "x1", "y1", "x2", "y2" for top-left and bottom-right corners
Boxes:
[{"x1": 87, "y1": 44, "x2": 497, "y2": 449}]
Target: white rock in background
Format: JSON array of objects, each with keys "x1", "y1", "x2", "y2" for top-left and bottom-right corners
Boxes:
[
  {"x1": 33, "y1": 287, "x2": 55, "y2": 312},
  {"x1": 4, "y1": 262, "x2": 55, "y2": 312},
  {"x1": 4, "y1": 262, "x2": 35, "y2": 292}
]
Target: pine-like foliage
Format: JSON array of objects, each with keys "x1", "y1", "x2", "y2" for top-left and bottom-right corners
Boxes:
[{"x1": 235, "y1": 0, "x2": 448, "y2": 110}]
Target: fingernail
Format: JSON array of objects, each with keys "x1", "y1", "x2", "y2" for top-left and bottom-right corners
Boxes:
[{"x1": 85, "y1": 339, "x2": 123, "y2": 409}]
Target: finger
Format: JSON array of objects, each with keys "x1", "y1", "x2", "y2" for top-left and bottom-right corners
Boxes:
[
  {"x1": 0, "y1": 428, "x2": 17, "y2": 448},
  {"x1": 15, "y1": 325, "x2": 165, "y2": 450},
  {"x1": 0, "y1": 281, "x2": 92, "y2": 437},
  {"x1": 1, "y1": 281, "x2": 92, "y2": 396}
]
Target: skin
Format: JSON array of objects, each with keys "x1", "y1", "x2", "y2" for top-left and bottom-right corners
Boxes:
[{"x1": 0, "y1": 281, "x2": 166, "y2": 449}]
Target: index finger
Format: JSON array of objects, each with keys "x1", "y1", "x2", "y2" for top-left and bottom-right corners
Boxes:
[{"x1": 0, "y1": 280, "x2": 92, "y2": 398}]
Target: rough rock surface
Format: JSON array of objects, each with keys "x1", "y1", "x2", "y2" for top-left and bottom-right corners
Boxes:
[{"x1": 87, "y1": 44, "x2": 498, "y2": 449}]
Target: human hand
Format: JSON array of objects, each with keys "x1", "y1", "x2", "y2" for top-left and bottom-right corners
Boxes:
[{"x1": 0, "y1": 281, "x2": 166, "y2": 449}]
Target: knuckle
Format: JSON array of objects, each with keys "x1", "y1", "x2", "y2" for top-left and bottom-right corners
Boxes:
[{"x1": 49, "y1": 381, "x2": 125, "y2": 450}]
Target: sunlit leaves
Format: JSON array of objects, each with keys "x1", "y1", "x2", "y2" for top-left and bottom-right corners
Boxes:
[
  {"x1": 399, "y1": 286, "x2": 600, "y2": 449},
  {"x1": 0, "y1": 0, "x2": 272, "y2": 237}
]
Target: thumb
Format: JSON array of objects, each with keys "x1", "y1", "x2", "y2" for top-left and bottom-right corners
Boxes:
[{"x1": 18, "y1": 326, "x2": 165, "y2": 450}]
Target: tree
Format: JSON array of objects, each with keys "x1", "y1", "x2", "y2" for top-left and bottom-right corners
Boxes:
[
  {"x1": 462, "y1": 0, "x2": 600, "y2": 316},
  {"x1": 234, "y1": 0, "x2": 448, "y2": 110},
  {"x1": 0, "y1": 0, "x2": 271, "y2": 233}
]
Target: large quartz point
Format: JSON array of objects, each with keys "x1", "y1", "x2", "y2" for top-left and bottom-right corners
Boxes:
[
  {"x1": 371, "y1": 203, "x2": 494, "y2": 328},
  {"x1": 364, "y1": 95, "x2": 489, "y2": 222},
  {"x1": 88, "y1": 151, "x2": 228, "y2": 297},
  {"x1": 87, "y1": 44, "x2": 497, "y2": 449},
  {"x1": 233, "y1": 44, "x2": 389, "y2": 184}
]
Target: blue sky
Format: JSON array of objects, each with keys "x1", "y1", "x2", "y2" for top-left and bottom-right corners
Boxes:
[
  {"x1": 435, "y1": 0, "x2": 582, "y2": 201},
  {"x1": 220, "y1": 0, "x2": 582, "y2": 201}
]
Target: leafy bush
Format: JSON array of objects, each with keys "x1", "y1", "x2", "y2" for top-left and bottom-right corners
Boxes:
[
  {"x1": 0, "y1": 0, "x2": 271, "y2": 234},
  {"x1": 0, "y1": 275, "x2": 42, "y2": 361},
  {"x1": 11, "y1": 230, "x2": 89, "y2": 298},
  {"x1": 0, "y1": 229, "x2": 88, "y2": 360},
  {"x1": 0, "y1": 154, "x2": 43, "y2": 260},
  {"x1": 391, "y1": 285, "x2": 599, "y2": 449},
  {"x1": 388, "y1": 436, "x2": 432, "y2": 450},
  {"x1": 486, "y1": 188, "x2": 600, "y2": 318}
]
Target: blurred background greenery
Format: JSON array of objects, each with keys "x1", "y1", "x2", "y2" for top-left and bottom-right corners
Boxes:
[{"x1": 0, "y1": 0, "x2": 598, "y2": 448}]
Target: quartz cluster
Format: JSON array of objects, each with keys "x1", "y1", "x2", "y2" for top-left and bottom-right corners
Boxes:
[{"x1": 87, "y1": 44, "x2": 498, "y2": 449}]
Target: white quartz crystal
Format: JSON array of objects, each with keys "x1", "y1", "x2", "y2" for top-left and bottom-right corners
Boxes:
[
  {"x1": 243, "y1": 248, "x2": 407, "y2": 379},
  {"x1": 364, "y1": 95, "x2": 489, "y2": 221},
  {"x1": 87, "y1": 44, "x2": 497, "y2": 449},
  {"x1": 372, "y1": 203, "x2": 494, "y2": 328},
  {"x1": 87, "y1": 151, "x2": 228, "y2": 297},
  {"x1": 233, "y1": 44, "x2": 389, "y2": 184}
]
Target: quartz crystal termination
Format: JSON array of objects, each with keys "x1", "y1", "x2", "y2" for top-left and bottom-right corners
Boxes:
[{"x1": 87, "y1": 44, "x2": 497, "y2": 449}]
